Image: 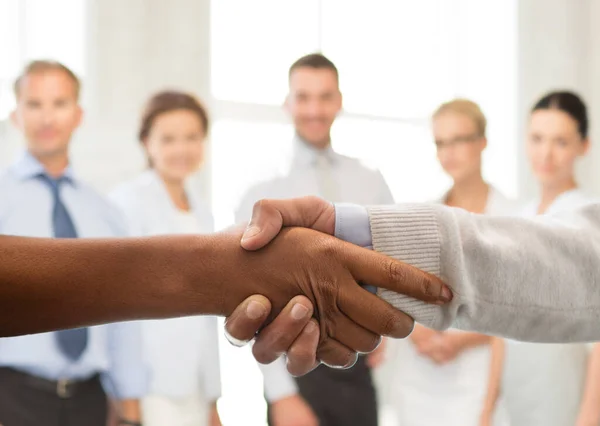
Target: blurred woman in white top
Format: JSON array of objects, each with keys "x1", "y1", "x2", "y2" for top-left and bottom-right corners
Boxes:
[
  {"x1": 109, "y1": 91, "x2": 221, "y2": 426},
  {"x1": 389, "y1": 99, "x2": 510, "y2": 426},
  {"x1": 486, "y1": 91, "x2": 600, "y2": 426}
]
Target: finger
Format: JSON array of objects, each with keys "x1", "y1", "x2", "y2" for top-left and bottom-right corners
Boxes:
[
  {"x1": 224, "y1": 295, "x2": 271, "y2": 347},
  {"x1": 338, "y1": 282, "x2": 415, "y2": 339},
  {"x1": 241, "y1": 196, "x2": 335, "y2": 251},
  {"x1": 286, "y1": 319, "x2": 321, "y2": 377},
  {"x1": 252, "y1": 296, "x2": 314, "y2": 364},
  {"x1": 343, "y1": 245, "x2": 453, "y2": 304},
  {"x1": 317, "y1": 338, "x2": 358, "y2": 369},
  {"x1": 328, "y1": 312, "x2": 382, "y2": 354}
]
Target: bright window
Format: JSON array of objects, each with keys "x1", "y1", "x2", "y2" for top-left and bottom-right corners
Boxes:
[
  {"x1": 0, "y1": 0, "x2": 86, "y2": 119},
  {"x1": 210, "y1": 0, "x2": 321, "y2": 106}
]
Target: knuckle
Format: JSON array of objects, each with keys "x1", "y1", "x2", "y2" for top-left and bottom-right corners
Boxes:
[
  {"x1": 362, "y1": 335, "x2": 382, "y2": 353},
  {"x1": 251, "y1": 342, "x2": 278, "y2": 365},
  {"x1": 253, "y1": 198, "x2": 272, "y2": 216},
  {"x1": 380, "y1": 312, "x2": 399, "y2": 336},
  {"x1": 387, "y1": 260, "x2": 407, "y2": 284},
  {"x1": 287, "y1": 344, "x2": 314, "y2": 366},
  {"x1": 305, "y1": 195, "x2": 323, "y2": 204},
  {"x1": 396, "y1": 316, "x2": 415, "y2": 339},
  {"x1": 318, "y1": 343, "x2": 354, "y2": 369},
  {"x1": 317, "y1": 237, "x2": 339, "y2": 258},
  {"x1": 419, "y1": 275, "x2": 437, "y2": 299}
]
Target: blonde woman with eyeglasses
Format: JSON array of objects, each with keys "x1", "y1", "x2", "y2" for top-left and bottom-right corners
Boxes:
[{"x1": 388, "y1": 99, "x2": 511, "y2": 426}]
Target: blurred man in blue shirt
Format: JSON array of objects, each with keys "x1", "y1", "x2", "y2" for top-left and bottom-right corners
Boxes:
[{"x1": 0, "y1": 60, "x2": 147, "y2": 426}]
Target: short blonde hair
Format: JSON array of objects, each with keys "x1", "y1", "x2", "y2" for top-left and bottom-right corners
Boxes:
[
  {"x1": 13, "y1": 60, "x2": 81, "y2": 100},
  {"x1": 433, "y1": 98, "x2": 487, "y2": 137}
]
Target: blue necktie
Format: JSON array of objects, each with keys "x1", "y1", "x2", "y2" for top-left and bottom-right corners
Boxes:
[{"x1": 39, "y1": 174, "x2": 89, "y2": 361}]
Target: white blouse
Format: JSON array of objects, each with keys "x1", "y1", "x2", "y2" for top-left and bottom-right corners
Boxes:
[
  {"x1": 386, "y1": 186, "x2": 513, "y2": 426},
  {"x1": 502, "y1": 188, "x2": 598, "y2": 426},
  {"x1": 110, "y1": 170, "x2": 220, "y2": 401}
]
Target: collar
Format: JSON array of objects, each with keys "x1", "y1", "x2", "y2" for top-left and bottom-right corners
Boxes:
[
  {"x1": 141, "y1": 168, "x2": 204, "y2": 210},
  {"x1": 291, "y1": 134, "x2": 338, "y2": 169},
  {"x1": 10, "y1": 151, "x2": 77, "y2": 185}
]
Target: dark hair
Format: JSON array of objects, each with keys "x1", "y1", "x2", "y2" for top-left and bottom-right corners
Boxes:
[
  {"x1": 139, "y1": 90, "x2": 209, "y2": 141},
  {"x1": 139, "y1": 91, "x2": 209, "y2": 167},
  {"x1": 14, "y1": 60, "x2": 81, "y2": 100},
  {"x1": 532, "y1": 91, "x2": 588, "y2": 138},
  {"x1": 289, "y1": 53, "x2": 339, "y2": 80}
]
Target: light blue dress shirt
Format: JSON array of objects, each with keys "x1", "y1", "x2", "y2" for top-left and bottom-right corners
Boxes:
[
  {"x1": 0, "y1": 152, "x2": 148, "y2": 399},
  {"x1": 334, "y1": 203, "x2": 372, "y2": 248},
  {"x1": 334, "y1": 203, "x2": 377, "y2": 293}
]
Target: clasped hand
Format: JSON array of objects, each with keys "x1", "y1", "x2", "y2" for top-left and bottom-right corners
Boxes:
[{"x1": 221, "y1": 196, "x2": 452, "y2": 376}]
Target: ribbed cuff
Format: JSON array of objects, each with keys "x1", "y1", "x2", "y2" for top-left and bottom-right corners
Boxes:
[{"x1": 368, "y1": 204, "x2": 443, "y2": 329}]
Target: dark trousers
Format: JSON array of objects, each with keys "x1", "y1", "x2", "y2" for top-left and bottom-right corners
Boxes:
[
  {"x1": 269, "y1": 356, "x2": 378, "y2": 426},
  {"x1": 0, "y1": 367, "x2": 107, "y2": 426}
]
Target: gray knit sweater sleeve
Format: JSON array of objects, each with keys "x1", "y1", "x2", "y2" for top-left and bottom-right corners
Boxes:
[{"x1": 369, "y1": 203, "x2": 600, "y2": 343}]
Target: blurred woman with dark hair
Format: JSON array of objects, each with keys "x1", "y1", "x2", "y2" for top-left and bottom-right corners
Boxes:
[{"x1": 110, "y1": 91, "x2": 222, "y2": 426}]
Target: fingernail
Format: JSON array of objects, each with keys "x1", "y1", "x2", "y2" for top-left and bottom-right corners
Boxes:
[
  {"x1": 241, "y1": 225, "x2": 260, "y2": 242},
  {"x1": 247, "y1": 300, "x2": 266, "y2": 320},
  {"x1": 304, "y1": 321, "x2": 317, "y2": 334},
  {"x1": 291, "y1": 303, "x2": 309, "y2": 320},
  {"x1": 224, "y1": 331, "x2": 249, "y2": 348},
  {"x1": 439, "y1": 286, "x2": 453, "y2": 303}
]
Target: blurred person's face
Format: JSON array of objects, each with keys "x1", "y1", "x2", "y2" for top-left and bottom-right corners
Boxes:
[
  {"x1": 434, "y1": 111, "x2": 486, "y2": 183},
  {"x1": 143, "y1": 109, "x2": 206, "y2": 183},
  {"x1": 527, "y1": 109, "x2": 588, "y2": 188},
  {"x1": 285, "y1": 67, "x2": 342, "y2": 149},
  {"x1": 11, "y1": 70, "x2": 82, "y2": 160}
]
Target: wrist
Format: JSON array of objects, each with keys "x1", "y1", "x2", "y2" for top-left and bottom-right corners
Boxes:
[
  {"x1": 198, "y1": 228, "x2": 270, "y2": 317},
  {"x1": 185, "y1": 232, "x2": 236, "y2": 317}
]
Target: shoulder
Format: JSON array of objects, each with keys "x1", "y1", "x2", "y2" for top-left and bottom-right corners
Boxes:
[
  {"x1": 335, "y1": 153, "x2": 387, "y2": 180},
  {"x1": 76, "y1": 180, "x2": 129, "y2": 234},
  {"x1": 189, "y1": 196, "x2": 214, "y2": 232},
  {"x1": 236, "y1": 177, "x2": 283, "y2": 222},
  {"x1": 0, "y1": 167, "x2": 22, "y2": 191},
  {"x1": 109, "y1": 173, "x2": 153, "y2": 199},
  {"x1": 568, "y1": 189, "x2": 600, "y2": 208},
  {"x1": 108, "y1": 173, "x2": 156, "y2": 210},
  {"x1": 487, "y1": 187, "x2": 520, "y2": 216},
  {"x1": 241, "y1": 176, "x2": 288, "y2": 204}
]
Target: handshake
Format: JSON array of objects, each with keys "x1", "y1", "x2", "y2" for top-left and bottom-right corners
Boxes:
[{"x1": 219, "y1": 196, "x2": 452, "y2": 376}]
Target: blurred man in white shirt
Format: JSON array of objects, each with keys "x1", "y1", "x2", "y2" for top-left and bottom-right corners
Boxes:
[{"x1": 237, "y1": 53, "x2": 394, "y2": 426}]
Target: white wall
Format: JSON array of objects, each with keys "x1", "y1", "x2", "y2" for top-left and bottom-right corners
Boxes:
[
  {"x1": 80, "y1": 0, "x2": 212, "y2": 193},
  {"x1": 0, "y1": 0, "x2": 213, "y2": 196},
  {"x1": 516, "y1": 0, "x2": 597, "y2": 199},
  {"x1": 588, "y1": 0, "x2": 600, "y2": 193}
]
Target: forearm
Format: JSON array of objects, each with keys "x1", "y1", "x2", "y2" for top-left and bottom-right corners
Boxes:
[
  {"x1": 369, "y1": 203, "x2": 600, "y2": 342},
  {"x1": 578, "y1": 344, "x2": 600, "y2": 422},
  {"x1": 118, "y1": 399, "x2": 142, "y2": 422},
  {"x1": 481, "y1": 338, "x2": 504, "y2": 414},
  {"x1": 0, "y1": 234, "x2": 225, "y2": 336}
]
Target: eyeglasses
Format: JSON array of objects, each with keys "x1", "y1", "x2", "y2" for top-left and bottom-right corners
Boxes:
[{"x1": 434, "y1": 134, "x2": 482, "y2": 150}]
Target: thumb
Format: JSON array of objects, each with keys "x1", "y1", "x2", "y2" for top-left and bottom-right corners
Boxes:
[{"x1": 241, "y1": 196, "x2": 335, "y2": 251}]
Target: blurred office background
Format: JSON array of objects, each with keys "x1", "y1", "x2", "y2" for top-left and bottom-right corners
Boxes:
[{"x1": 1, "y1": 1, "x2": 599, "y2": 424}]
